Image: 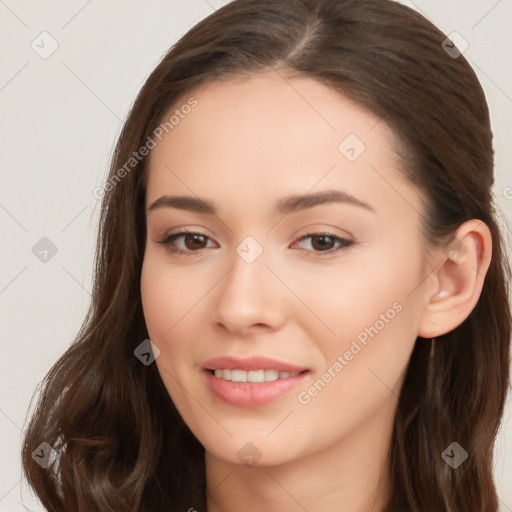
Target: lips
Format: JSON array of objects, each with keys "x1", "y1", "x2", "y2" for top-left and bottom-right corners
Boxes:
[{"x1": 202, "y1": 355, "x2": 310, "y2": 407}]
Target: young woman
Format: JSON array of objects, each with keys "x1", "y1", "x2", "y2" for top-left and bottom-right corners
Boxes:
[{"x1": 22, "y1": 0, "x2": 511, "y2": 510}]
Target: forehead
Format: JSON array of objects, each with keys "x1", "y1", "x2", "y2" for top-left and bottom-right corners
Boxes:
[
  {"x1": 150, "y1": 70, "x2": 383, "y2": 163},
  {"x1": 145, "y1": 70, "x2": 422, "y2": 222}
]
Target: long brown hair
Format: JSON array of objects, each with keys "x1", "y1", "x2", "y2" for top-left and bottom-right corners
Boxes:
[{"x1": 22, "y1": 0, "x2": 511, "y2": 510}]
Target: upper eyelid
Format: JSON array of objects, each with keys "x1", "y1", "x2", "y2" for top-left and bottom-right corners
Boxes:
[
  {"x1": 159, "y1": 229, "x2": 217, "y2": 243},
  {"x1": 158, "y1": 228, "x2": 350, "y2": 242},
  {"x1": 157, "y1": 230, "x2": 352, "y2": 252},
  {"x1": 159, "y1": 223, "x2": 352, "y2": 240}
]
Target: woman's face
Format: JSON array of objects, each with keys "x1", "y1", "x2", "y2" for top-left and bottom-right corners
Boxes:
[{"x1": 141, "y1": 70, "x2": 431, "y2": 468}]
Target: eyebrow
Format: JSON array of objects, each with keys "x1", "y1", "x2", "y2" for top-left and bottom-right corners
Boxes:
[{"x1": 147, "y1": 189, "x2": 375, "y2": 216}]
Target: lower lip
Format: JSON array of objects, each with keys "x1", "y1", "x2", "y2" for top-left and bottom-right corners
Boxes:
[{"x1": 204, "y1": 370, "x2": 309, "y2": 407}]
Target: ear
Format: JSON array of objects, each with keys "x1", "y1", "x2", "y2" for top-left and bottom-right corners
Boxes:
[{"x1": 417, "y1": 219, "x2": 492, "y2": 338}]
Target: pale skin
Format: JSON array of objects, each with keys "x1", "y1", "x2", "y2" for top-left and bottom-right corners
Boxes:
[{"x1": 140, "y1": 70, "x2": 492, "y2": 511}]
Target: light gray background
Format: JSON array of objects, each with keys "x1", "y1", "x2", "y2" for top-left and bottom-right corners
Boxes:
[{"x1": 1, "y1": 1, "x2": 511, "y2": 510}]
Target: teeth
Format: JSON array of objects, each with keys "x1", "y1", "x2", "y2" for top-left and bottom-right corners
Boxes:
[
  {"x1": 264, "y1": 369, "x2": 279, "y2": 381},
  {"x1": 248, "y1": 370, "x2": 265, "y2": 382},
  {"x1": 231, "y1": 370, "x2": 246, "y2": 382},
  {"x1": 211, "y1": 369, "x2": 300, "y2": 382}
]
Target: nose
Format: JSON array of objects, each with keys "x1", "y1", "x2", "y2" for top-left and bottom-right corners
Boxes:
[{"x1": 211, "y1": 242, "x2": 286, "y2": 336}]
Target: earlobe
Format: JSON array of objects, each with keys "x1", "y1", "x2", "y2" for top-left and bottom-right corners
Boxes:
[{"x1": 417, "y1": 219, "x2": 492, "y2": 339}]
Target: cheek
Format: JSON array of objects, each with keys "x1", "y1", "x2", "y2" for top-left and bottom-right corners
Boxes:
[
  {"x1": 289, "y1": 244, "x2": 423, "y2": 407},
  {"x1": 285, "y1": 244, "x2": 423, "y2": 350},
  {"x1": 140, "y1": 254, "x2": 208, "y2": 341},
  {"x1": 140, "y1": 254, "x2": 221, "y2": 400},
  {"x1": 140, "y1": 264, "x2": 173, "y2": 339},
  {"x1": 140, "y1": 257, "x2": 201, "y2": 410}
]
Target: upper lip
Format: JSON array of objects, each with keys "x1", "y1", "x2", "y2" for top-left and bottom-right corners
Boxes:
[{"x1": 202, "y1": 356, "x2": 308, "y2": 373}]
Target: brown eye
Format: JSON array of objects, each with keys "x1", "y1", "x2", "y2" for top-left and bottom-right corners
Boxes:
[
  {"x1": 310, "y1": 234, "x2": 336, "y2": 251},
  {"x1": 293, "y1": 232, "x2": 354, "y2": 255},
  {"x1": 156, "y1": 231, "x2": 216, "y2": 254},
  {"x1": 182, "y1": 233, "x2": 208, "y2": 250}
]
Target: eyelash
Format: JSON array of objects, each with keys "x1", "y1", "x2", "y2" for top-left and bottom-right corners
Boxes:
[{"x1": 156, "y1": 229, "x2": 355, "y2": 257}]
